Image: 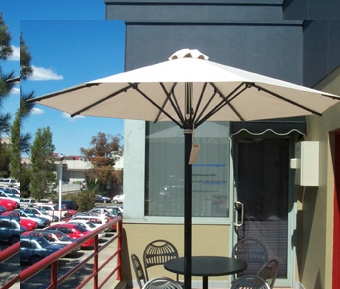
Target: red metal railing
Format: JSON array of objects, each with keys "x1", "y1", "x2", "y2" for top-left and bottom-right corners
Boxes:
[
  {"x1": 0, "y1": 242, "x2": 20, "y2": 289},
  {"x1": 1, "y1": 216, "x2": 122, "y2": 289}
]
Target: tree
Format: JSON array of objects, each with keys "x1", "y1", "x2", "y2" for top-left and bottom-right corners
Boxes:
[
  {"x1": 81, "y1": 132, "x2": 123, "y2": 194},
  {"x1": 0, "y1": 13, "x2": 14, "y2": 136},
  {"x1": 0, "y1": 13, "x2": 12, "y2": 60},
  {"x1": 30, "y1": 127, "x2": 56, "y2": 200},
  {"x1": 10, "y1": 34, "x2": 34, "y2": 178},
  {"x1": 20, "y1": 33, "x2": 33, "y2": 80}
]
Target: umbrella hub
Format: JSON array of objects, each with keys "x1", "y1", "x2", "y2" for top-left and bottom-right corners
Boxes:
[{"x1": 169, "y1": 49, "x2": 209, "y2": 60}]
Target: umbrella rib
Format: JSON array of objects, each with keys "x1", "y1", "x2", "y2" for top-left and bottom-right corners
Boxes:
[
  {"x1": 70, "y1": 84, "x2": 135, "y2": 117},
  {"x1": 193, "y1": 84, "x2": 217, "y2": 127},
  {"x1": 27, "y1": 83, "x2": 90, "y2": 103},
  {"x1": 133, "y1": 84, "x2": 183, "y2": 127},
  {"x1": 251, "y1": 83, "x2": 323, "y2": 116},
  {"x1": 192, "y1": 82, "x2": 208, "y2": 126},
  {"x1": 157, "y1": 83, "x2": 186, "y2": 125},
  {"x1": 195, "y1": 83, "x2": 247, "y2": 126}
]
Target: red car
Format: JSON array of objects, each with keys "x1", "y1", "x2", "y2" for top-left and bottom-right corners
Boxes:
[
  {"x1": 46, "y1": 223, "x2": 94, "y2": 248},
  {"x1": 0, "y1": 198, "x2": 17, "y2": 211},
  {"x1": 0, "y1": 210, "x2": 38, "y2": 231},
  {"x1": 20, "y1": 218, "x2": 38, "y2": 231}
]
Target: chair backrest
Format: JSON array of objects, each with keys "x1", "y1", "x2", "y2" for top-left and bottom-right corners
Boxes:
[
  {"x1": 231, "y1": 275, "x2": 270, "y2": 289},
  {"x1": 143, "y1": 239, "x2": 179, "y2": 280},
  {"x1": 232, "y1": 238, "x2": 268, "y2": 275},
  {"x1": 131, "y1": 253, "x2": 148, "y2": 289},
  {"x1": 142, "y1": 277, "x2": 183, "y2": 289},
  {"x1": 256, "y1": 259, "x2": 279, "y2": 289}
]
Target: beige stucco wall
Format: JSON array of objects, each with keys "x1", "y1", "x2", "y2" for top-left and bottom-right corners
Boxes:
[
  {"x1": 296, "y1": 77, "x2": 340, "y2": 289},
  {"x1": 121, "y1": 223, "x2": 231, "y2": 287}
]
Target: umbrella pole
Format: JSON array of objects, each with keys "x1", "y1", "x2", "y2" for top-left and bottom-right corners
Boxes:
[{"x1": 184, "y1": 129, "x2": 192, "y2": 289}]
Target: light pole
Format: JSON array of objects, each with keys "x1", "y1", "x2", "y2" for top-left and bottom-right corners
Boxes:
[{"x1": 58, "y1": 153, "x2": 64, "y2": 218}]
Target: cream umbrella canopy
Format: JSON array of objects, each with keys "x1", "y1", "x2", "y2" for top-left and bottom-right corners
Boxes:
[{"x1": 29, "y1": 49, "x2": 340, "y2": 289}]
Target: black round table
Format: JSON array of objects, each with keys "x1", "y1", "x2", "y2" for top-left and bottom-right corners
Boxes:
[{"x1": 164, "y1": 256, "x2": 247, "y2": 289}]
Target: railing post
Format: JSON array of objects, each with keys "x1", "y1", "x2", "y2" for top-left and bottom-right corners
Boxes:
[
  {"x1": 51, "y1": 260, "x2": 58, "y2": 288},
  {"x1": 94, "y1": 234, "x2": 99, "y2": 289},
  {"x1": 117, "y1": 219, "x2": 122, "y2": 280}
]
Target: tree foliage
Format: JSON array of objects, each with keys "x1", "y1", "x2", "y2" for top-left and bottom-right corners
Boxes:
[
  {"x1": 30, "y1": 127, "x2": 56, "y2": 200},
  {"x1": 63, "y1": 191, "x2": 96, "y2": 212},
  {"x1": 0, "y1": 13, "x2": 12, "y2": 60},
  {"x1": 0, "y1": 14, "x2": 14, "y2": 136},
  {"x1": 9, "y1": 110, "x2": 20, "y2": 179},
  {"x1": 81, "y1": 132, "x2": 123, "y2": 194},
  {"x1": 20, "y1": 33, "x2": 33, "y2": 80}
]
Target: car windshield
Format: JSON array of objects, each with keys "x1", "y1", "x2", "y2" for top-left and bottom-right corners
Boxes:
[
  {"x1": 39, "y1": 209, "x2": 49, "y2": 215},
  {"x1": 74, "y1": 225, "x2": 88, "y2": 233},
  {"x1": 4, "y1": 191, "x2": 17, "y2": 198},
  {"x1": 53, "y1": 232, "x2": 70, "y2": 241},
  {"x1": 23, "y1": 211, "x2": 35, "y2": 217},
  {"x1": 85, "y1": 222, "x2": 96, "y2": 228},
  {"x1": 35, "y1": 237, "x2": 51, "y2": 248}
]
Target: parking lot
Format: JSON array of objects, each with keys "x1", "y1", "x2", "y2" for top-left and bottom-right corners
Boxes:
[{"x1": 0, "y1": 202, "x2": 123, "y2": 289}]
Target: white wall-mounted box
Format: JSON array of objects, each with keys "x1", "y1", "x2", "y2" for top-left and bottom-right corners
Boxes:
[{"x1": 293, "y1": 141, "x2": 319, "y2": 186}]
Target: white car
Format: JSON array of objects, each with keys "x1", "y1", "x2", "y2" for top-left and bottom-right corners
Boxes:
[
  {"x1": 34, "y1": 204, "x2": 70, "y2": 219},
  {"x1": 24, "y1": 207, "x2": 60, "y2": 222},
  {"x1": 66, "y1": 220, "x2": 106, "y2": 239},
  {"x1": 112, "y1": 195, "x2": 124, "y2": 204}
]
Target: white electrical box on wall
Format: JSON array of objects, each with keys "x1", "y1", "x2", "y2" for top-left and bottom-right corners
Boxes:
[{"x1": 292, "y1": 141, "x2": 319, "y2": 186}]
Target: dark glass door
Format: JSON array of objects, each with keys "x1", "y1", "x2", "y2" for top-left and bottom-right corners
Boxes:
[{"x1": 235, "y1": 138, "x2": 289, "y2": 277}]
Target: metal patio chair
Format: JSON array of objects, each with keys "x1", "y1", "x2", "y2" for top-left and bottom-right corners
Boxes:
[
  {"x1": 231, "y1": 275, "x2": 270, "y2": 289},
  {"x1": 232, "y1": 238, "x2": 268, "y2": 276},
  {"x1": 256, "y1": 259, "x2": 279, "y2": 289},
  {"x1": 131, "y1": 253, "x2": 148, "y2": 289},
  {"x1": 142, "y1": 277, "x2": 183, "y2": 289},
  {"x1": 143, "y1": 239, "x2": 182, "y2": 284}
]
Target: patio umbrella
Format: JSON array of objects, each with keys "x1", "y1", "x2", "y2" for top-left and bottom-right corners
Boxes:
[{"x1": 28, "y1": 48, "x2": 340, "y2": 289}]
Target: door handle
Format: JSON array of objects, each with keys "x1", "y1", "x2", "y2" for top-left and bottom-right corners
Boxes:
[{"x1": 233, "y1": 201, "x2": 244, "y2": 227}]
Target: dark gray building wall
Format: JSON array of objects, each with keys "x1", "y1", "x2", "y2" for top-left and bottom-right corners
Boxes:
[
  {"x1": 283, "y1": 0, "x2": 340, "y2": 86},
  {"x1": 303, "y1": 21, "x2": 340, "y2": 87},
  {"x1": 283, "y1": 0, "x2": 340, "y2": 20},
  {"x1": 105, "y1": 0, "x2": 305, "y2": 85}
]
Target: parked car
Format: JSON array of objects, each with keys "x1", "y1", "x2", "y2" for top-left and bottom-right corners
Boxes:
[
  {"x1": 0, "y1": 189, "x2": 20, "y2": 207},
  {"x1": 112, "y1": 194, "x2": 124, "y2": 204},
  {"x1": 4, "y1": 187, "x2": 20, "y2": 197},
  {"x1": 47, "y1": 223, "x2": 94, "y2": 248},
  {"x1": 0, "y1": 178, "x2": 19, "y2": 188},
  {"x1": 20, "y1": 236, "x2": 64, "y2": 265},
  {"x1": 96, "y1": 205, "x2": 123, "y2": 217},
  {"x1": 0, "y1": 205, "x2": 6, "y2": 215},
  {"x1": 0, "y1": 212, "x2": 38, "y2": 231},
  {"x1": 20, "y1": 209, "x2": 51, "y2": 228},
  {"x1": 34, "y1": 204, "x2": 71, "y2": 219},
  {"x1": 66, "y1": 220, "x2": 106, "y2": 239},
  {"x1": 96, "y1": 195, "x2": 111, "y2": 203},
  {"x1": 20, "y1": 198, "x2": 37, "y2": 207},
  {"x1": 0, "y1": 198, "x2": 18, "y2": 211},
  {"x1": 22, "y1": 229, "x2": 79, "y2": 247},
  {"x1": 62, "y1": 200, "x2": 79, "y2": 211},
  {"x1": 70, "y1": 214, "x2": 115, "y2": 231},
  {"x1": 24, "y1": 207, "x2": 59, "y2": 222},
  {"x1": 88, "y1": 207, "x2": 118, "y2": 217},
  {"x1": 20, "y1": 218, "x2": 38, "y2": 231},
  {"x1": 0, "y1": 218, "x2": 25, "y2": 245}
]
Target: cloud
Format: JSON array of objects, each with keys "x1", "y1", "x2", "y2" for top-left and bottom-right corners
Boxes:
[
  {"x1": 29, "y1": 65, "x2": 64, "y2": 81},
  {"x1": 8, "y1": 45, "x2": 20, "y2": 61},
  {"x1": 10, "y1": 87, "x2": 20, "y2": 95},
  {"x1": 62, "y1": 112, "x2": 85, "y2": 121},
  {"x1": 31, "y1": 107, "x2": 44, "y2": 115}
]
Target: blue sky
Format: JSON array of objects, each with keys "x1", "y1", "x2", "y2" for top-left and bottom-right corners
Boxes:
[{"x1": 1, "y1": 0, "x2": 125, "y2": 156}]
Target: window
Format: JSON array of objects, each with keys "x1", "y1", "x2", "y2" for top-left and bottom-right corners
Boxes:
[{"x1": 145, "y1": 122, "x2": 230, "y2": 218}]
